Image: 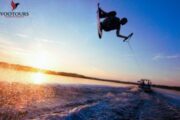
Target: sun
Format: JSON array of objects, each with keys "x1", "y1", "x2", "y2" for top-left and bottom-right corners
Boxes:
[
  {"x1": 27, "y1": 50, "x2": 53, "y2": 69},
  {"x1": 31, "y1": 72, "x2": 46, "y2": 84},
  {"x1": 32, "y1": 51, "x2": 49, "y2": 69}
]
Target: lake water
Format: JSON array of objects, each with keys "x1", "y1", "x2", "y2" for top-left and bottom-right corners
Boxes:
[{"x1": 0, "y1": 68, "x2": 131, "y2": 87}]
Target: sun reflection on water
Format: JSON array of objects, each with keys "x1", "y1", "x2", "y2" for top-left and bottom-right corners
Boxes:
[{"x1": 31, "y1": 72, "x2": 46, "y2": 84}]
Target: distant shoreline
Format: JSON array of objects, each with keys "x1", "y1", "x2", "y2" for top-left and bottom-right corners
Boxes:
[{"x1": 0, "y1": 61, "x2": 180, "y2": 91}]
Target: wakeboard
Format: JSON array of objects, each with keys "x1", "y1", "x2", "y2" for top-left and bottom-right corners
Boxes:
[{"x1": 97, "y1": 3, "x2": 102, "y2": 39}]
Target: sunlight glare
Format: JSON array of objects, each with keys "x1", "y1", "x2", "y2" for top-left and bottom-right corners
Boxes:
[
  {"x1": 27, "y1": 50, "x2": 53, "y2": 69},
  {"x1": 31, "y1": 72, "x2": 46, "y2": 84}
]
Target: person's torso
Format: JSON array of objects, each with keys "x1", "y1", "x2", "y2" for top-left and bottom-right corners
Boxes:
[{"x1": 103, "y1": 17, "x2": 120, "y2": 31}]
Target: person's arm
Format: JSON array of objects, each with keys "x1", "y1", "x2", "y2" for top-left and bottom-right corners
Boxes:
[{"x1": 116, "y1": 28, "x2": 128, "y2": 39}]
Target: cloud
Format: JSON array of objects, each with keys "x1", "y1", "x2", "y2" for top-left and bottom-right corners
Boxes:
[
  {"x1": 0, "y1": 37, "x2": 30, "y2": 57},
  {"x1": 0, "y1": 37, "x2": 15, "y2": 46},
  {"x1": 166, "y1": 55, "x2": 179, "y2": 59},
  {"x1": 34, "y1": 37, "x2": 65, "y2": 46},
  {"x1": 16, "y1": 33, "x2": 29, "y2": 38},
  {"x1": 152, "y1": 54, "x2": 180, "y2": 61}
]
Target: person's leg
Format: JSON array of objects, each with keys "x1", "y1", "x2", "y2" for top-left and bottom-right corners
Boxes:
[
  {"x1": 99, "y1": 8, "x2": 117, "y2": 18},
  {"x1": 107, "y1": 11, "x2": 116, "y2": 17},
  {"x1": 99, "y1": 8, "x2": 108, "y2": 18}
]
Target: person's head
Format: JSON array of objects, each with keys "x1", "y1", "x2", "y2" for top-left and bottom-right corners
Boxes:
[{"x1": 120, "y1": 17, "x2": 128, "y2": 25}]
